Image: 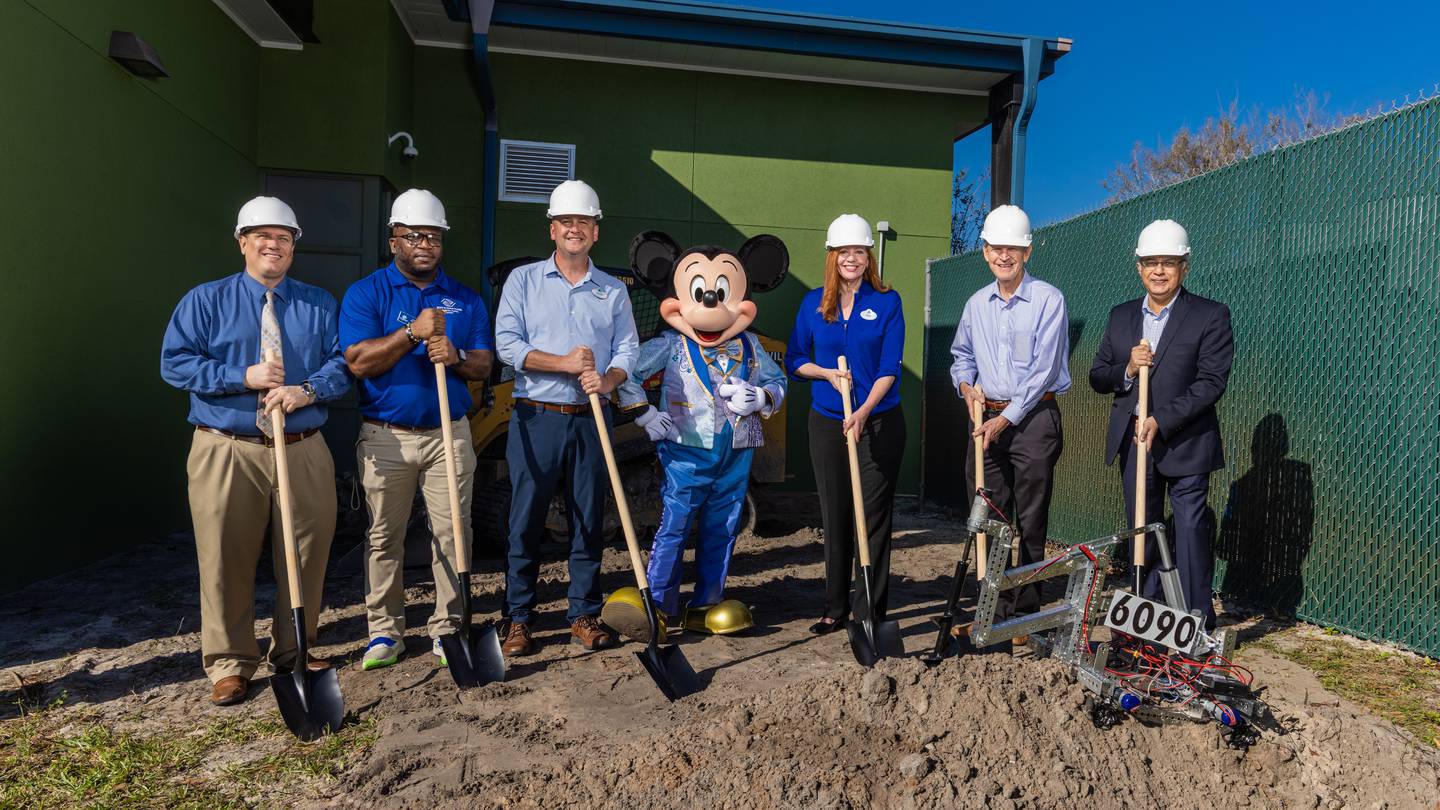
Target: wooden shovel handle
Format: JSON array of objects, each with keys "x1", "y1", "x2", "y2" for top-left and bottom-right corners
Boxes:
[
  {"x1": 265, "y1": 350, "x2": 305, "y2": 608},
  {"x1": 1134, "y1": 339, "x2": 1150, "y2": 568},
  {"x1": 434, "y1": 363, "x2": 469, "y2": 573},
  {"x1": 589, "y1": 392, "x2": 647, "y2": 589},
  {"x1": 970, "y1": 393, "x2": 988, "y2": 579},
  {"x1": 836, "y1": 357, "x2": 873, "y2": 568}
]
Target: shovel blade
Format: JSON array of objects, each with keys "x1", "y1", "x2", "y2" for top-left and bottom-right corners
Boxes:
[
  {"x1": 440, "y1": 622, "x2": 506, "y2": 689},
  {"x1": 272, "y1": 667, "x2": 344, "y2": 742},
  {"x1": 848, "y1": 618, "x2": 903, "y2": 668},
  {"x1": 635, "y1": 643, "x2": 701, "y2": 701}
]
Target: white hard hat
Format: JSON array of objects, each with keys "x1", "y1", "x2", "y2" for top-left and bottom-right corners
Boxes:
[
  {"x1": 234, "y1": 196, "x2": 301, "y2": 239},
  {"x1": 1135, "y1": 219, "x2": 1190, "y2": 257},
  {"x1": 825, "y1": 213, "x2": 875, "y2": 248},
  {"x1": 389, "y1": 188, "x2": 450, "y2": 230},
  {"x1": 980, "y1": 205, "x2": 1032, "y2": 248},
  {"x1": 546, "y1": 180, "x2": 603, "y2": 219}
]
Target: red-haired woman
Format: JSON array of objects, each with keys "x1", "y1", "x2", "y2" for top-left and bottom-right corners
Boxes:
[{"x1": 786, "y1": 214, "x2": 906, "y2": 635}]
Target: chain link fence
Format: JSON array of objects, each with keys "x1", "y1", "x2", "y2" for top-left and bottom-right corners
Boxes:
[{"x1": 923, "y1": 97, "x2": 1440, "y2": 657}]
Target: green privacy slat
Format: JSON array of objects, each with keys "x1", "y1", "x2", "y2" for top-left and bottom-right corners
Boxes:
[{"x1": 923, "y1": 98, "x2": 1440, "y2": 659}]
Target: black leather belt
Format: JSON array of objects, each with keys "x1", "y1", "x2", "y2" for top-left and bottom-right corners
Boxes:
[{"x1": 197, "y1": 426, "x2": 318, "y2": 446}]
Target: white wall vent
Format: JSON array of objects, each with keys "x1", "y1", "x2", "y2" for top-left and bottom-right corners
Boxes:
[{"x1": 499, "y1": 140, "x2": 576, "y2": 203}]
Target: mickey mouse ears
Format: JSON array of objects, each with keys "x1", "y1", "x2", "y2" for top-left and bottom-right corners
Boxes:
[{"x1": 628, "y1": 230, "x2": 789, "y2": 296}]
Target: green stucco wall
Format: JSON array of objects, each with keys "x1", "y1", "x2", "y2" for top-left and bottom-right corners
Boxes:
[
  {"x1": 484, "y1": 54, "x2": 982, "y2": 493},
  {"x1": 3, "y1": 0, "x2": 262, "y2": 590}
]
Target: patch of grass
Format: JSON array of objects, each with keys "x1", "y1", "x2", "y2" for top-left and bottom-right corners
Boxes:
[
  {"x1": 0, "y1": 698, "x2": 378, "y2": 808},
  {"x1": 1249, "y1": 629, "x2": 1440, "y2": 748}
]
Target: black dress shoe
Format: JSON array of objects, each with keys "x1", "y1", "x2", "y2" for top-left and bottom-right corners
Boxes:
[{"x1": 808, "y1": 617, "x2": 846, "y2": 635}]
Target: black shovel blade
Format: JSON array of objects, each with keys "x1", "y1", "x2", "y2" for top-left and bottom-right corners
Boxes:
[
  {"x1": 272, "y1": 667, "x2": 344, "y2": 742},
  {"x1": 848, "y1": 617, "x2": 903, "y2": 667},
  {"x1": 440, "y1": 622, "x2": 506, "y2": 689},
  {"x1": 636, "y1": 642, "x2": 701, "y2": 701}
]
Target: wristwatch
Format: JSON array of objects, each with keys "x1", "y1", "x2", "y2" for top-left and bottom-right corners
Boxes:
[
  {"x1": 300, "y1": 381, "x2": 317, "y2": 401},
  {"x1": 456, "y1": 348, "x2": 468, "y2": 364}
]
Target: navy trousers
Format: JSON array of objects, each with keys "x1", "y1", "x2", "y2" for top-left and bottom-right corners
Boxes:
[
  {"x1": 1118, "y1": 422, "x2": 1217, "y2": 629},
  {"x1": 504, "y1": 401, "x2": 609, "y2": 625}
]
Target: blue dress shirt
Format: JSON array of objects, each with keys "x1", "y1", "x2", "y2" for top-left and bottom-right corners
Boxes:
[
  {"x1": 949, "y1": 272, "x2": 1072, "y2": 425},
  {"x1": 338, "y1": 264, "x2": 493, "y2": 426},
  {"x1": 785, "y1": 281, "x2": 905, "y2": 420},
  {"x1": 493, "y1": 255, "x2": 639, "y2": 405},
  {"x1": 161, "y1": 272, "x2": 350, "y2": 435}
]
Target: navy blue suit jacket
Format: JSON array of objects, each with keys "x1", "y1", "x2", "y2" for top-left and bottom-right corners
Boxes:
[{"x1": 1088, "y1": 288, "x2": 1234, "y2": 477}]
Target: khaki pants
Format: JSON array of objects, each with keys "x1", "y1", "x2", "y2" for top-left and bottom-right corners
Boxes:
[
  {"x1": 358, "y1": 417, "x2": 475, "y2": 641},
  {"x1": 187, "y1": 429, "x2": 336, "y2": 683}
]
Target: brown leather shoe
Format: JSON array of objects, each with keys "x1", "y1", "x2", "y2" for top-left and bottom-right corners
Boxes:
[
  {"x1": 210, "y1": 675, "x2": 249, "y2": 706},
  {"x1": 571, "y1": 615, "x2": 616, "y2": 650},
  {"x1": 502, "y1": 621, "x2": 534, "y2": 656},
  {"x1": 1012, "y1": 635, "x2": 1030, "y2": 647},
  {"x1": 305, "y1": 655, "x2": 331, "y2": 672}
]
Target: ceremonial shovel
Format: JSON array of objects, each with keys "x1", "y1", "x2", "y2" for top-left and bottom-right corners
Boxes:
[
  {"x1": 1134, "y1": 339, "x2": 1151, "y2": 593},
  {"x1": 836, "y1": 356, "x2": 903, "y2": 667},
  {"x1": 588, "y1": 392, "x2": 700, "y2": 700},
  {"x1": 264, "y1": 351, "x2": 344, "y2": 741},
  {"x1": 434, "y1": 363, "x2": 507, "y2": 689},
  {"x1": 920, "y1": 389, "x2": 987, "y2": 665}
]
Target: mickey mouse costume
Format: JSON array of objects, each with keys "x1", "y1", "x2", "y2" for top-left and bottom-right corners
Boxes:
[{"x1": 605, "y1": 231, "x2": 789, "y2": 634}]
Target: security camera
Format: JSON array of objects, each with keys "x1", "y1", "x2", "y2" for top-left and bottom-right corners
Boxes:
[{"x1": 389, "y1": 131, "x2": 418, "y2": 160}]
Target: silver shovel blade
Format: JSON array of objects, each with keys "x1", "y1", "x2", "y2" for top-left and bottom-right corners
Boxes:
[{"x1": 272, "y1": 667, "x2": 344, "y2": 742}]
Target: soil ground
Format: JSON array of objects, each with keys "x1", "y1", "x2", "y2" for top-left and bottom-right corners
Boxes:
[{"x1": 3, "y1": 494, "x2": 1438, "y2": 809}]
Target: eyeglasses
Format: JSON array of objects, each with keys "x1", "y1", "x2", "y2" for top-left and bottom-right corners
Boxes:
[
  {"x1": 1139, "y1": 258, "x2": 1185, "y2": 271},
  {"x1": 395, "y1": 231, "x2": 443, "y2": 247},
  {"x1": 246, "y1": 232, "x2": 294, "y2": 247}
]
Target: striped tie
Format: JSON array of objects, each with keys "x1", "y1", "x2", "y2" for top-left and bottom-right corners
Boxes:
[{"x1": 257, "y1": 290, "x2": 283, "y2": 437}]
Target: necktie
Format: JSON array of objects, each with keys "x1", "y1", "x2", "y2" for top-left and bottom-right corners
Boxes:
[{"x1": 257, "y1": 290, "x2": 284, "y2": 437}]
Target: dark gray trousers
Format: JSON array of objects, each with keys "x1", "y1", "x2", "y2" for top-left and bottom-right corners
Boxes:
[{"x1": 964, "y1": 399, "x2": 1063, "y2": 618}]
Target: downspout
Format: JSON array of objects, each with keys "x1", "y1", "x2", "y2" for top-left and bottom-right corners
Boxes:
[
  {"x1": 464, "y1": 0, "x2": 499, "y2": 299},
  {"x1": 1008, "y1": 36, "x2": 1044, "y2": 208}
]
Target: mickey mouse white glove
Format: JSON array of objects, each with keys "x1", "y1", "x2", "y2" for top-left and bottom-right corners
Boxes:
[
  {"x1": 634, "y1": 405, "x2": 678, "y2": 442},
  {"x1": 716, "y1": 380, "x2": 767, "y2": 416}
]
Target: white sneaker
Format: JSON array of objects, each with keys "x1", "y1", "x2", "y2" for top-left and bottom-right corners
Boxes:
[
  {"x1": 362, "y1": 637, "x2": 399, "y2": 671},
  {"x1": 432, "y1": 637, "x2": 447, "y2": 667}
]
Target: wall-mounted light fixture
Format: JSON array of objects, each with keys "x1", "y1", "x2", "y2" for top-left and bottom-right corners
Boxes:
[
  {"x1": 389, "y1": 131, "x2": 419, "y2": 159},
  {"x1": 108, "y1": 31, "x2": 168, "y2": 78},
  {"x1": 876, "y1": 220, "x2": 895, "y2": 279}
]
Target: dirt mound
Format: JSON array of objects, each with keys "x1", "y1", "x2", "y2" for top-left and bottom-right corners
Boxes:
[{"x1": 337, "y1": 651, "x2": 1440, "y2": 810}]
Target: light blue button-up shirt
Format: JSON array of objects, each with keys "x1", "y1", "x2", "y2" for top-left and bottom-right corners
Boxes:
[
  {"x1": 949, "y1": 272, "x2": 1071, "y2": 425},
  {"x1": 1125, "y1": 294, "x2": 1174, "y2": 412},
  {"x1": 494, "y1": 254, "x2": 639, "y2": 404}
]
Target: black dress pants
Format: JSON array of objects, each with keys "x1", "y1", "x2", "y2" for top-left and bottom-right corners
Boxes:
[
  {"x1": 963, "y1": 399, "x2": 1063, "y2": 618},
  {"x1": 810, "y1": 406, "x2": 907, "y2": 622}
]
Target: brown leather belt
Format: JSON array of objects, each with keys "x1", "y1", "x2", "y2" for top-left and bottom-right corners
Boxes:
[
  {"x1": 197, "y1": 426, "x2": 318, "y2": 446},
  {"x1": 517, "y1": 397, "x2": 607, "y2": 415},
  {"x1": 362, "y1": 417, "x2": 459, "y2": 432},
  {"x1": 983, "y1": 391, "x2": 1056, "y2": 411}
]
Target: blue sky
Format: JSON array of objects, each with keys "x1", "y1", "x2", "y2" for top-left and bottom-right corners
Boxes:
[{"x1": 756, "y1": 0, "x2": 1440, "y2": 225}]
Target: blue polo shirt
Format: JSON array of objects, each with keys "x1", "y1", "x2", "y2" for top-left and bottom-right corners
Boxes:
[
  {"x1": 339, "y1": 264, "x2": 493, "y2": 426},
  {"x1": 786, "y1": 280, "x2": 905, "y2": 420}
]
